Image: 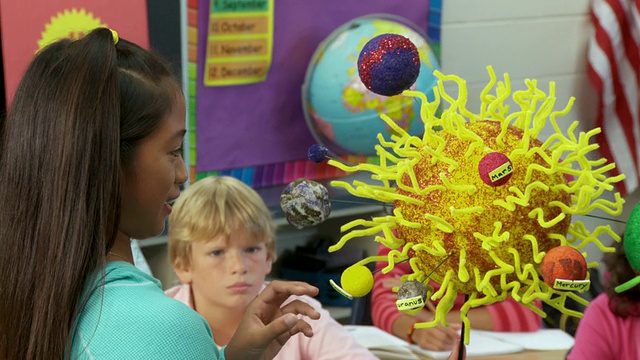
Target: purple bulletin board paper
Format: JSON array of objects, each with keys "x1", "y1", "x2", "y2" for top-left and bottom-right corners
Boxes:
[{"x1": 197, "y1": 0, "x2": 430, "y2": 172}]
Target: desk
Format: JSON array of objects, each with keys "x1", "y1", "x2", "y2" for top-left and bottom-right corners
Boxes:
[{"x1": 419, "y1": 349, "x2": 568, "y2": 360}]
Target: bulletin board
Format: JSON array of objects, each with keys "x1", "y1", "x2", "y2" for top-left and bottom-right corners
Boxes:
[{"x1": 192, "y1": 0, "x2": 440, "y2": 188}]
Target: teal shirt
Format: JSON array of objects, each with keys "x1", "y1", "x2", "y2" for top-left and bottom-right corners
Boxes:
[{"x1": 71, "y1": 261, "x2": 224, "y2": 359}]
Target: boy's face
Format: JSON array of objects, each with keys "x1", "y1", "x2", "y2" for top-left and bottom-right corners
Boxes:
[{"x1": 178, "y1": 226, "x2": 273, "y2": 311}]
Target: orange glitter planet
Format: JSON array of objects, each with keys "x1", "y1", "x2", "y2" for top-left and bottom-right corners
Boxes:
[{"x1": 541, "y1": 246, "x2": 587, "y2": 287}]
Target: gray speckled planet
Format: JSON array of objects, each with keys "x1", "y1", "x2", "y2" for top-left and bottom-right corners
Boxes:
[
  {"x1": 397, "y1": 280, "x2": 427, "y2": 301},
  {"x1": 280, "y1": 179, "x2": 331, "y2": 229}
]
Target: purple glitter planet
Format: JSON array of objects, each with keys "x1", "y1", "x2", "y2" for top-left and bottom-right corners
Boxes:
[
  {"x1": 308, "y1": 144, "x2": 329, "y2": 163},
  {"x1": 357, "y1": 33, "x2": 420, "y2": 97},
  {"x1": 280, "y1": 179, "x2": 331, "y2": 229}
]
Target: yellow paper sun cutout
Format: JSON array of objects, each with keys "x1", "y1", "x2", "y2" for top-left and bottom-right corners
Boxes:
[
  {"x1": 38, "y1": 8, "x2": 106, "y2": 50},
  {"x1": 328, "y1": 66, "x2": 625, "y2": 342}
]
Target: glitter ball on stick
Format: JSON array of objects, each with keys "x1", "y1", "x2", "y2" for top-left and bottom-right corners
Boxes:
[
  {"x1": 622, "y1": 203, "x2": 640, "y2": 274},
  {"x1": 478, "y1": 152, "x2": 514, "y2": 187},
  {"x1": 308, "y1": 144, "x2": 329, "y2": 163},
  {"x1": 357, "y1": 33, "x2": 420, "y2": 96},
  {"x1": 306, "y1": 144, "x2": 359, "y2": 167},
  {"x1": 397, "y1": 280, "x2": 428, "y2": 315},
  {"x1": 541, "y1": 246, "x2": 588, "y2": 288},
  {"x1": 280, "y1": 179, "x2": 331, "y2": 229},
  {"x1": 616, "y1": 202, "x2": 640, "y2": 293},
  {"x1": 340, "y1": 264, "x2": 374, "y2": 298},
  {"x1": 398, "y1": 280, "x2": 428, "y2": 300}
]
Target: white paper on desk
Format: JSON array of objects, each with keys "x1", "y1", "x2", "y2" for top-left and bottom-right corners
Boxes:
[
  {"x1": 473, "y1": 328, "x2": 575, "y2": 351},
  {"x1": 345, "y1": 326, "x2": 420, "y2": 360},
  {"x1": 345, "y1": 325, "x2": 410, "y2": 348},
  {"x1": 345, "y1": 326, "x2": 524, "y2": 359},
  {"x1": 410, "y1": 330, "x2": 524, "y2": 359}
]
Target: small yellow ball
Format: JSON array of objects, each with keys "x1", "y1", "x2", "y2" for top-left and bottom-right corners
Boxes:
[{"x1": 341, "y1": 264, "x2": 374, "y2": 298}]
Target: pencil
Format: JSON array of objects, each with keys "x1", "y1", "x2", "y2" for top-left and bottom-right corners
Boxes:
[
  {"x1": 458, "y1": 294, "x2": 470, "y2": 360},
  {"x1": 458, "y1": 321, "x2": 465, "y2": 360},
  {"x1": 424, "y1": 299, "x2": 437, "y2": 314}
]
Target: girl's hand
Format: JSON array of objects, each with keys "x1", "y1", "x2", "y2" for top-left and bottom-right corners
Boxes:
[{"x1": 225, "y1": 280, "x2": 321, "y2": 360}]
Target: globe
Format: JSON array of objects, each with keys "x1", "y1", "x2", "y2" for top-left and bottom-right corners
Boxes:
[{"x1": 302, "y1": 14, "x2": 440, "y2": 156}]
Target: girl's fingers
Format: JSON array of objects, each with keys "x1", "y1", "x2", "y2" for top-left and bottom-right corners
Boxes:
[
  {"x1": 279, "y1": 299, "x2": 321, "y2": 320},
  {"x1": 273, "y1": 316, "x2": 315, "y2": 349},
  {"x1": 257, "y1": 280, "x2": 319, "y2": 306}
]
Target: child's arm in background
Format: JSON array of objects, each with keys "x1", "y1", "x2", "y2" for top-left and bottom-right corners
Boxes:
[{"x1": 372, "y1": 243, "x2": 541, "y2": 349}]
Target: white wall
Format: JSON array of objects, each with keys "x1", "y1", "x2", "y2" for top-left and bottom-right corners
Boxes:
[
  {"x1": 439, "y1": 0, "x2": 629, "y2": 270},
  {"x1": 440, "y1": 0, "x2": 596, "y2": 136}
]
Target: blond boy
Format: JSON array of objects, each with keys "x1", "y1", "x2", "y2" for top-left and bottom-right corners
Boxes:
[{"x1": 165, "y1": 176, "x2": 377, "y2": 359}]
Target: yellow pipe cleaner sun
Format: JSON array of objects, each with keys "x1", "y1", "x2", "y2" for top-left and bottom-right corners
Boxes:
[{"x1": 328, "y1": 66, "x2": 625, "y2": 343}]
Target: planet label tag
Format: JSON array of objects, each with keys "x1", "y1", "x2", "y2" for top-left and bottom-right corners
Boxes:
[
  {"x1": 396, "y1": 295, "x2": 425, "y2": 312},
  {"x1": 489, "y1": 162, "x2": 513, "y2": 183},
  {"x1": 554, "y1": 279, "x2": 590, "y2": 292}
]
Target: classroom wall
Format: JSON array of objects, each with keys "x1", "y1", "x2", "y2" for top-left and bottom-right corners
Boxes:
[{"x1": 439, "y1": 0, "x2": 629, "y2": 269}]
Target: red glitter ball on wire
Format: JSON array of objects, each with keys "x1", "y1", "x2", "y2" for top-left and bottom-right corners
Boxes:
[
  {"x1": 357, "y1": 33, "x2": 420, "y2": 96},
  {"x1": 478, "y1": 152, "x2": 514, "y2": 187}
]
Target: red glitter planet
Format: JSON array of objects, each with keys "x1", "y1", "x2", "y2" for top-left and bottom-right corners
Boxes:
[
  {"x1": 478, "y1": 152, "x2": 513, "y2": 187},
  {"x1": 541, "y1": 246, "x2": 588, "y2": 287}
]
